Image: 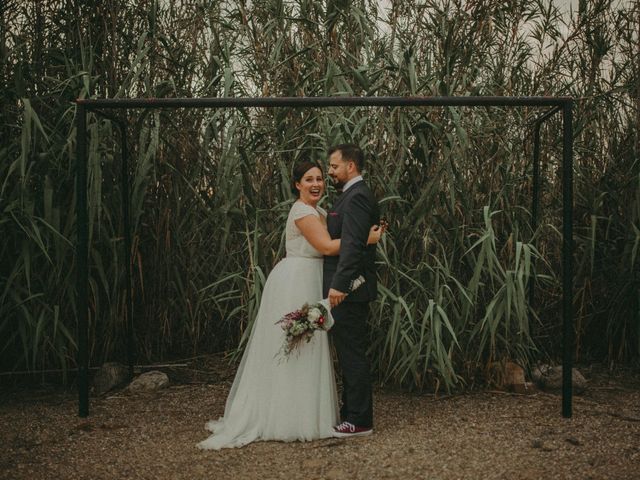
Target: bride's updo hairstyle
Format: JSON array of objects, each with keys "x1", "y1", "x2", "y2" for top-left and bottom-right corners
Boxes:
[{"x1": 291, "y1": 160, "x2": 323, "y2": 197}]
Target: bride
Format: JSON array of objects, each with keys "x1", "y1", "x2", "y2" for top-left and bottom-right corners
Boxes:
[{"x1": 197, "y1": 160, "x2": 383, "y2": 450}]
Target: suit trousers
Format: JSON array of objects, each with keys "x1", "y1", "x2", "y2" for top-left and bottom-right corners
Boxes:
[{"x1": 330, "y1": 301, "x2": 373, "y2": 428}]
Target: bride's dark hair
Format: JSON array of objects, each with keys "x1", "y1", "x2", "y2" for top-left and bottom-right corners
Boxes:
[{"x1": 291, "y1": 161, "x2": 323, "y2": 197}]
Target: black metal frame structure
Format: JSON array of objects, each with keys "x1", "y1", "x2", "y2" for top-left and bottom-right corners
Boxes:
[{"x1": 75, "y1": 95, "x2": 574, "y2": 418}]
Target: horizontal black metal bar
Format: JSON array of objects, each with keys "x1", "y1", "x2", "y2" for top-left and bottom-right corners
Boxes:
[{"x1": 76, "y1": 96, "x2": 572, "y2": 110}]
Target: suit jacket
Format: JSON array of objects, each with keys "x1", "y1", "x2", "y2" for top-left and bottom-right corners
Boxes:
[{"x1": 323, "y1": 180, "x2": 380, "y2": 303}]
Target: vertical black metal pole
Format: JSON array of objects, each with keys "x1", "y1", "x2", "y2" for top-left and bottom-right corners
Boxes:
[
  {"x1": 76, "y1": 103, "x2": 89, "y2": 417},
  {"x1": 119, "y1": 119, "x2": 135, "y2": 379},
  {"x1": 529, "y1": 122, "x2": 542, "y2": 310},
  {"x1": 531, "y1": 123, "x2": 541, "y2": 231},
  {"x1": 562, "y1": 100, "x2": 574, "y2": 418}
]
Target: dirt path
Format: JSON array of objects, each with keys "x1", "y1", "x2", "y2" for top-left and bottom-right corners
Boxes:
[{"x1": 2, "y1": 364, "x2": 639, "y2": 480}]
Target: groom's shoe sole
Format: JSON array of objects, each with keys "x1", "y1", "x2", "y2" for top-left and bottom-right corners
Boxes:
[{"x1": 332, "y1": 428, "x2": 373, "y2": 438}]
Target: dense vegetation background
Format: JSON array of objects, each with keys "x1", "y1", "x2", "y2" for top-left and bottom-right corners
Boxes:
[{"x1": 1, "y1": 0, "x2": 638, "y2": 390}]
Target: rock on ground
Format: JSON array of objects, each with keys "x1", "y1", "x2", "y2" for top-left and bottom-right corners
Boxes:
[
  {"x1": 532, "y1": 365, "x2": 587, "y2": 394},
  {"x1": 91, "y1": 362, "x2": 129, "y2": 396},
  {"x1": 128, "y1": 370, "x2": 170, "y2": 392}
]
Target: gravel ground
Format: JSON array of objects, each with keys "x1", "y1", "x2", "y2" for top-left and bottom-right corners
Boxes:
[{"x1": 1, "y1": 361, "x2": 639, "y2": 480}]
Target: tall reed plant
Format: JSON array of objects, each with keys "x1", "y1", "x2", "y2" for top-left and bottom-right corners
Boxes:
[{"x1": 1, "y1": 0, "x2": 638, "y2": 390}]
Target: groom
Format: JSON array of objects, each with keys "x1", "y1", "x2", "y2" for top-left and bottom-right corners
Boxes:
[{"x1": 324, "y1": 143, "x2": 379, "y2": 437}]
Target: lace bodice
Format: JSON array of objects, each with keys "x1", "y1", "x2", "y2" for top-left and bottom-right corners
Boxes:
[{"x1": 285, "y1": 201, "x2": 327, "y2": 258}]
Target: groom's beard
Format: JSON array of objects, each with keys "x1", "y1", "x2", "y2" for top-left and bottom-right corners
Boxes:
[{"x1": 331, "y1": 178, "x2": 345, "y2": 192}]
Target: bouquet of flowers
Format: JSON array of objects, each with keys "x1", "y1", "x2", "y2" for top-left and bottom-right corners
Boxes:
[
  {"x1": 275, "y1": 299, "x2": 333, "y2": 356},
  {"x1": 276, "y1": 276, "x2": 366, "y2": 358}
]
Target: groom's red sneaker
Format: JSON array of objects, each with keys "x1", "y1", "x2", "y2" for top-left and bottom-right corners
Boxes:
[{"x1": 332, "y1": 421, "x2": 373, "y2": 438}]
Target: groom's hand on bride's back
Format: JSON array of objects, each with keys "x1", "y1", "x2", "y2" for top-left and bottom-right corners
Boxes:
[{"x1": 328, "y1": 288, "x2": 347, "y2": 308}]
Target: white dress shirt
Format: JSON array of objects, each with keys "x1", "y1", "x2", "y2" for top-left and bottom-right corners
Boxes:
[{"x1": 342, "y1": 175, "x2": 363, "y2": 192}]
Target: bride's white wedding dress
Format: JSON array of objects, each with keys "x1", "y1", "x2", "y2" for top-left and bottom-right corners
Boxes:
[{"x1": 197, "y1": 201, "x2": 339, "y2": 450}]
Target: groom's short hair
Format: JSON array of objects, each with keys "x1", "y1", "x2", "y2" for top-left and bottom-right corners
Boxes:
[{"x1": 328, "y1": 143, "x2": 365, "y2": 173}]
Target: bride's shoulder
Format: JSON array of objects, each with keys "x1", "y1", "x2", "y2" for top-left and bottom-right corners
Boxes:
[
  {"x1": 289, "y1": 200, "x2": 320, "y2": 220},
  {"x1": 316, "y1": 205, "x2": 327, "y2": 218}
]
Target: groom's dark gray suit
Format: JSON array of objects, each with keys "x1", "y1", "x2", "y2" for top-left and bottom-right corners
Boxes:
[{"x1": 323, "y1": 179, "x2": 379, "y2": 428}]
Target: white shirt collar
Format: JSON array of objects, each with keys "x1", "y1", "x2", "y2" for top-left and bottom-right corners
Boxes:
[{"x1": 342, "y1": 175, "x2": 363, "y2": 192}]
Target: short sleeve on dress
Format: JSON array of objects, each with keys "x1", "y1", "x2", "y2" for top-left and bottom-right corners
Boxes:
[{"x1": 290, "y1": 201, "x2": 319, "y2": 221}]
